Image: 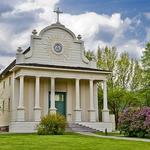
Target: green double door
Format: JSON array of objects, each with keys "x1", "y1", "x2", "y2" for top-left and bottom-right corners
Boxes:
[{"x1": 49, "y1": 92, "x2": 66, "y2": 117}]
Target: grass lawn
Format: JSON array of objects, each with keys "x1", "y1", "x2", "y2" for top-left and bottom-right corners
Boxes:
[{"x1": 0, "y1": 133, "x2": 150, "y2": 150}]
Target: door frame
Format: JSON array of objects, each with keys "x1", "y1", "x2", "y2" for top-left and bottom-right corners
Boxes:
[{"x1": 48, "y1": 91, "x2": 67, "y2": 117}]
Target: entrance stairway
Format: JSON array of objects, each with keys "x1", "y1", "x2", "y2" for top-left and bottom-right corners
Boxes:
[{"x1": 67, "y1": 123, "x2": 97, "y2": 132}]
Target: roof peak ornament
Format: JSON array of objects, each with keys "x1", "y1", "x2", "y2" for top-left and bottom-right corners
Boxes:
[
  {"x1": 53, "y1": 7, "x2": 63, "y2": 24},
  {"x1": 17, "y1": 47, "x2": 23, "y2": 54}
]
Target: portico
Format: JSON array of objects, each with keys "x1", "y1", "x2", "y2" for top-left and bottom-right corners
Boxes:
[{"x1": 12, "y1": 65, "x2": 110, "y2": 125}]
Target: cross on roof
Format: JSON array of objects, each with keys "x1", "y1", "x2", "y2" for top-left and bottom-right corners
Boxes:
[{"x1": 54, "y1": 7, "x2": 63, "y2": 23}]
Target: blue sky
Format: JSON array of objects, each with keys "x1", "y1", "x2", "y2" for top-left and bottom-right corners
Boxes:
[
  {"x1": 0, "y1": 0, "x2": 150, "y2": 70},
  {"x1": 59, "y1": 0, "x2": 150, "y2": 16}
]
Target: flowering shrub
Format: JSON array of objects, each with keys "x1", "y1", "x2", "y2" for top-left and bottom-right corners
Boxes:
[
  {"x1": 37, "y1": 113, "x2": 67, "y2": 135},
  {"x1": 118, "y1": 107, "x2": 150, "y2": 138}
]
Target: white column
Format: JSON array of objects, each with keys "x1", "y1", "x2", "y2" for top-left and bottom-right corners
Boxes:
[
  {"x1": 18, "y1": 76, "x2": 24, "y2": 108},
  {"x1": 34, "y1": 76, "x2": 41, "y2": 121},
  {"x1": 88, "y1": 79, "x2": 96, "y2": 122},
  {"x1": 17, "y1": 75, "x2": 25, "y2": 121},
  {"x1": 102, "y1": 80, "x2": 110, "y2": 122},
  {"x1": 74, "y1": 79, "x2": 81, "y2": 122},
  {"x1": 94, "y1": 81, "x2": 99, "y2": 121},
  {"x1": 43, "y1": 79, "x2": 49, "y2": 116},
  {"x1": 90, "y1": 80, "x2": 94, "y2": 110},
  {"x1": 11, "y1": 72, "x2": 16, "y2": 121},
  {"x1": 50, "y1": 77, "x2": 56, "y2": 113},
  {"x1": 103, "y1": 80, "x2": 108, "y2": 110}
]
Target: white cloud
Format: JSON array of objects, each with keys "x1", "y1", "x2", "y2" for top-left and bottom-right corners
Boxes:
[
  {"x1": 14, "y1": 0, "x2": 59, "y2": 12},
  {"x1": 117, "y1": 39, "x2": 143, "y2": 58},
  {"x1": 62, "y1": 13, "x2": 123, "y2": 37},
  {"x1": 14, "y1": 0, "x2": 60, "y2": 24}
]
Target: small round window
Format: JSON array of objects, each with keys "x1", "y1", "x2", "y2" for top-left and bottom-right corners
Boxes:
[{"x1": 53, "y1": 43, "x2": 63, "y2": 54}]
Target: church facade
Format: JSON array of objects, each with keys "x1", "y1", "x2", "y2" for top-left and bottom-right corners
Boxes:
[{"x1": 0, "y1": 11, "x2": 115, "y2": 132}]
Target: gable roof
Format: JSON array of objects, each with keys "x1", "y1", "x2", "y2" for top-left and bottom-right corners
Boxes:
[{"x1": 0, "y1": 59, "x2": 16, "y2": 79}]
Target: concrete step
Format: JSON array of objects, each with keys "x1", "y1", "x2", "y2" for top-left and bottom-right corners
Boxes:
[{"x1": 68, "y1": 123, "x2": 97, "y2": 132}]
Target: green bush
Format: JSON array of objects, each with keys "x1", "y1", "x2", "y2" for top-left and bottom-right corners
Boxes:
[{"x1": 37, "y1": 113, "x2": 67, "y2": 135}]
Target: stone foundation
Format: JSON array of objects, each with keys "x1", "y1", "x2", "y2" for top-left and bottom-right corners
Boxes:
[{"x1": 9, "y1": 122, "x2": 39, "y2": 133}]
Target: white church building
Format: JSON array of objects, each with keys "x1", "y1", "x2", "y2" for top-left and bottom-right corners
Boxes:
[{"x1": 0, "y1": 8, "x2": 115, "y2": 133}]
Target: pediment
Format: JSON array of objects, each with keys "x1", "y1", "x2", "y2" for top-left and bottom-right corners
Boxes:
[{"x1": 39, "y1": 23, "x2": 76, "y2": 40}]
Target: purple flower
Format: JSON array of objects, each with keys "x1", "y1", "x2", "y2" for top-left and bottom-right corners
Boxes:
[{"x1": 118, "y1": 107, "x2": 150, "y2": 137}]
